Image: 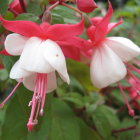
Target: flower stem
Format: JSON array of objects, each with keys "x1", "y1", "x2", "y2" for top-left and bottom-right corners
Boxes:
[
  {"x1": 61, "y1": 2, "x2": 82, "y2": 15},
  {"x1": 47, "y1": 1, "x2": 60, "y2": 11},
  {"x1": 112, "y1": 125, "x2": 136, "y2": 134}
]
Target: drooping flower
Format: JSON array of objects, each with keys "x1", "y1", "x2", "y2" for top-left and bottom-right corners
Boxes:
[
  {"x1": 82, "y1": 2, "x2": 140, "y2": 116},
  {"x1": 0, "y1": 17, "x2": 86, "y2": 131},
  {"x1": 76, "y1": 0, "x2": 97, "y2": 13},
  {"x1": 85, "y1": 2, "x2": 140, "y2": 89}
]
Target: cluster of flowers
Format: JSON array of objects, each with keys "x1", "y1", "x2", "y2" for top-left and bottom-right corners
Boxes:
[{"x1": 0, "y1": 0, "x2": 140, "y2": 131}]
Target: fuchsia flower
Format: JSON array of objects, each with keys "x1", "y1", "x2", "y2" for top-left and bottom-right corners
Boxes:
[
  {"x1": 0, "y1": 17, "x2": 86, "y2": 131},
  {"x1": 76, "y1": 0, "x2": 97, "y2": 13},
  {"x1": 85, "y1": 2, "x2": 140, "y2": 89},
  {"x1": 81, "y1": 2, "x2": 140, "y2": 116}
]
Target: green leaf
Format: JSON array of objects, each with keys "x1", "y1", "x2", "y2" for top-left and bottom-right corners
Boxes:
[
  {"x1": 118, "y1": 118, "x2": 136, "y2": 140},
  {"x1": 0, "y1": 0, "x2": 10, "y2": 15},
  {"x1": 98, "y1": 105, "x2": 120, "y2": 129},
  {"x1": 110, "y1": 89, "x2": 125, "y2": 105},
  {"x1": 52, "y1": 5, "x2": 79, "y2": 24},
  {"x1": 0, "y1": 69, "x2": 8, "y2": 81},
  {"x1": 27, "y1": 1, "x2": 43, "y2": 16},
  {"x1": 16, "y1": 13, "x2": 39, "y2": 22},
  {"x1": 61, "y1": 92, "x2": 85, "y2": 107},
  {"x1": 134, "y1": 121, "x2": 140, "y2": 140},
  {"x1": 0, "y1": 109, "x2": 5, "y2": 137},
  {"x1": 92, "y1": 106, "x2": 112, "y2": 139},
  {"x1": 67, "y1": 59, "x2": 98, "y2": 92},
  {"x1": 1, "y1": 85, "x2": 32, "y2": 140},
  {"x1": 69, "y1": 76, "x2": 85, "y2": 93},
  {"x1": 77, "y1": 118, "x2": 102, "y2": 140},
  {"x1": 51, "y1": 14, "x2": 65, "y2": 24},
  {"x1": 0, "y1": 55, "x2": 18, "y2": 73}
]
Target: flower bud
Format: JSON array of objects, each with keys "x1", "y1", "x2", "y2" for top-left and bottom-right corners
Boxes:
[{"x1": 76, "y1": 0, "x2": 97, "y2": 13}]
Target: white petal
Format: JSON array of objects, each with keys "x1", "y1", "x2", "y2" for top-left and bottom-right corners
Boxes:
[
  {"x1": 23, "y1": 73, "x2": 36, "y2": 91},
  {"x1": 19, "y1": 37, "x2": 55, "y2": 73},
  {"x1": 43, "y1": 39, "x2": 70, "y2": 84},
  {"x1": 105, "y1": 37, "x2": 140, "y2": 62},
  {"x1": 23, "y1": 72, "x2": 57, "y2": 92},
  {"x1": 90, "y1": 44, "x2": 127, "y2": 88},
  {"x1": 47, "y1": 72, "x2": 57, "y2": 93},
  {"x1": 10, "y1": 60, "x2": 33, "y2": 79},
  {"x1": 5, "y1": 33, "x2": 28, "y2": 55}
]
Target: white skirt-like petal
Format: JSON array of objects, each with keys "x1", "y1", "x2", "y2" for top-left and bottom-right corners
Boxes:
[
  {"x1": 46, "y1": 72, "x2": 57, "y2": 93},
  {"x1": 23, "y1": 72, "x2": 57, "y2": 93},
  {"x1": 90, "y1": 44, "x2": 127, "y2": 88},
  {"x1": 10, "y1": 60, "x2": 33, "y2": 79},
  {"x1": 43, "y1": 39, "x2": 70, "y2": 84},
  {"x1": 105, "y1": 37, "x2": 140, "y2": 62},
  {"x1": 23, "y1": 73, "x2": 36, "y2": 91},
  {"x1": 19, "y1": 37, "x2": 55, "y2": 73},
  {"x1": 5, "y1": 33, "x2": 28, "y2": 55}
]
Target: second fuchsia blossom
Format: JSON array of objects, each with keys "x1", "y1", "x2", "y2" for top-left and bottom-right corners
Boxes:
[
  {"x1": 84, "y1": 2, "x2": 140, "y2": 89},
  {"x1": 81, "y1": 2, "x2": 140, "y2": 116},
  {"x1": 0, "y1": 17, "x2": 88, "y2": 131}
]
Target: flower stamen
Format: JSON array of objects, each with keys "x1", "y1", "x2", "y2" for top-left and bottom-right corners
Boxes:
[
  {"x1": 27, "y1": 73, "x2": 47, "y2": 131},
  {"x1": 0, "y1": 78, "x2": 23, "y2": 108},
  {"x1": 118, "y1": 82, "x2": 134, "y2": 117}
]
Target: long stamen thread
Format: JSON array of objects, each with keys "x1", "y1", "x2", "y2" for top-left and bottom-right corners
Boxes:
[
  {"x1": 118, "y1": 82, "x2": 134, "y2": 117},
  {"x1": 127, "y1": 69, "x2": 140, "y2": 96},
  {"x1": 0, "y1": 79, "x2": 23, "y2": 108},
  {"x1": 27, "y1": 74, "x2": 47, "y2": 131}
]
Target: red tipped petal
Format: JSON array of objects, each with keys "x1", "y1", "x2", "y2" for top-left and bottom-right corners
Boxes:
[
  {"x1": 57, "y1": 41, "x2": 80, "y2": 61},
  {"x1": 90, "y1": 17, "x2": 103, "y2": 26},
  {"x1": 0, "y1": 17, "x2": 45, "y2": 38},
  {"x1": 46, "y1": 18, "x2": 84, "y2": 41},
  {"x1": 89, "y1": 1, "x2": 113, "y2": 43},
  {"x1": 57, "y1": 37, "x2": 92, "y2": 61},
  {"x1": 107, "y1": 17, "x2": 123, "y2": 33},
  {"x1": 63, "y1": 37, "x2": 92, "y2": 50},
  {"x1": 86, "y1": 25, "x2": 96, "y2": 42},
  {"x1": 77, "y1": 0, "x2": 97, "y2": 13},
  {"x1": 0, "y1": 49, "x2": 11, "y2": 56}
]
